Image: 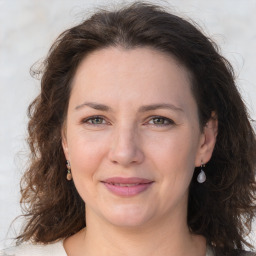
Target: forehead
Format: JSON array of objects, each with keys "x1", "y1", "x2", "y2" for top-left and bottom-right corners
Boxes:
[
  {"x1": 70, "y1": 47, "x2": 196, "y2": 113},
  {"x1": 72, "y1": 46, "x2": 192, "y2": 89},
  {"x1": 75, "y1": 46, "x2": 189, "y2": 75}
]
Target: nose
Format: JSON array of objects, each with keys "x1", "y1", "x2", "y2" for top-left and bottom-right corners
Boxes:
[{"x1": 108, "y1": 125, "x2": 144, "y2": 167}]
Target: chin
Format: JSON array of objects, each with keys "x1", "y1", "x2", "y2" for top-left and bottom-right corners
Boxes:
[{"x1": 102, "y1": 204, "x2": 154, "y2": 228}]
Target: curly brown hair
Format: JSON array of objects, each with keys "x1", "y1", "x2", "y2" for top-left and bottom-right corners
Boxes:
[{"x1": 17, "y1": 2, "x2": 256, "y2": 255}]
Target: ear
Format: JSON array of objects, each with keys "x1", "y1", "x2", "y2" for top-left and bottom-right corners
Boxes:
[
  {"x1": 61, "y1": 126, "x2": 69, "y2": 160},
  {"x1": 195, "y1": 112, "x2": 218, "y2": 166}
]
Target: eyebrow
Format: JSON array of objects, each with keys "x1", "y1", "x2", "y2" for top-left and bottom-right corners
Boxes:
[
  {"x1": 75, "y1": 102, "x2": 112, "y2": 111},
  {"x1": 138, "y1": 103, "x2": 184, "y2": 113},
  {"x1": 75, "y1": 102, "x2": 183, "y2": 112}
]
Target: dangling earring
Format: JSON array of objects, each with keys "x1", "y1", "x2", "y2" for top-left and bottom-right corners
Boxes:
[
  {"x1": 197, "y1": 163, "x2": 206, "y2": 183},
  {"x1": 66, "y1": 160, "x2": 72, "y2": 181}
]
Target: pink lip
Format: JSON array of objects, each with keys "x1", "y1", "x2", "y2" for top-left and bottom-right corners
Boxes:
[{"x1": 102, "y1": 177, "x2": 154, "y2": 197}]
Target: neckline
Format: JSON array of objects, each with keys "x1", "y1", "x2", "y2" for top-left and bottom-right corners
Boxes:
[
  {"x1": 59, "y1": 240, "x2": 68, "y2": 255},
  {"x1": 60, "y1": 239, "x2": 214, "y2": 256}
]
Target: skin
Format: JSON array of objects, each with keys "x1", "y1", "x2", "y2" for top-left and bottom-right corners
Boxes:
[{"x1": 62, "y1": 47, "x2": 218, "y2": 256}]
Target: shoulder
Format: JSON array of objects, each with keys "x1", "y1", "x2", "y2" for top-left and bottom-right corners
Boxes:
[{"x1": 0, "y1": 241, "x2": 67, "y2": 256}]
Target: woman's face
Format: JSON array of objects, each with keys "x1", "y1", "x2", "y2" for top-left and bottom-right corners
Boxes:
[{"x1": 62, "y1": 47, "x2": 216, "y2": 228}]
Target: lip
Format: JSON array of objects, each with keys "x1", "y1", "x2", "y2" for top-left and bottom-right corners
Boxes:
[{"x1": 102, "y1": 177, "x2": 154, "y2": 197}]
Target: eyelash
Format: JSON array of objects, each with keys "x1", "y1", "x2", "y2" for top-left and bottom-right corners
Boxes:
[
  {"x1": 146, "y1": 116, "x2": 175, "y2": 126},
  {"x1": 81, "y1": 115, "x2": 175, "y2": 127},
  {"x1": 81, "y1": 116, "x2": 108, "y2": 125}
]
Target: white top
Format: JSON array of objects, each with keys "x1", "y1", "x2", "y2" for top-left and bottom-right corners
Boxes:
[
  {"x1": 0, "y1": 241, "x2": 215, "y2": 256},
  {"x1": 0, "y1": 241, "x2": 67, "y2": 256}
]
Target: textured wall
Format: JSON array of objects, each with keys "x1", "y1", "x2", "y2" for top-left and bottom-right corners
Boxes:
[{"x1": 1, "y1": 0, "x2": 256, "y2": 249}]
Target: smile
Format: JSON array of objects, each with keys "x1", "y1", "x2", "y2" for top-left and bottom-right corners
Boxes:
[
  {"x1": 109, "y1": 183, "x2": 140, "y2": 187},
  {"x1": 102, "y1": 177, "x2": 154, "y2": 197}
]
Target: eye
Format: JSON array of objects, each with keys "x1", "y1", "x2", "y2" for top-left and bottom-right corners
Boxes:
[
  {"x1": 82, "y1": 116, "x2": 107, "y2": 125},
  {"x1": 147, "y1": 116, "x2": 175, "y2": 126}
]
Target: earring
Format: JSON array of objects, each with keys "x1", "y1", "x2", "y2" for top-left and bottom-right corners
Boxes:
[
  {"x1": 66, "y1": 160, "x2": 72, "y2": 181},
  {"x1": 197, "y1": 163, "x2": 206, "y2": 183}
]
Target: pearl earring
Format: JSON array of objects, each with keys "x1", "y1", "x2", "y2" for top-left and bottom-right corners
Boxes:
[{"x1": 197, "y1": 163, "x2": 206, "y2": 183}]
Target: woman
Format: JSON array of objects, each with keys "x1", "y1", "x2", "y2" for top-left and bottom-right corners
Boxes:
[{"x1": 1, "y1": 2, "x2": 256, "y2": 256}]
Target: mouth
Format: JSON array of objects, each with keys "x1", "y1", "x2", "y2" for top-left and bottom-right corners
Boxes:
[
  {"x1": 102, "y1": 177, "x2": 154, "y2": 197},
  {"x1": 108, "y1": 183, "x2": 141, "y2": 187}
]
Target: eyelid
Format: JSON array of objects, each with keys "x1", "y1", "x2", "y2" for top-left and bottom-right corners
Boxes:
[
  {"x1": 81, "y1": 115, "x2": 110, "y2": 125},
  {"x1": 145, "y1": 116, "x2": 175, "y2": 126},
  {"x1": 80, "y1": 115, "x2": 175, "y2": 127}
]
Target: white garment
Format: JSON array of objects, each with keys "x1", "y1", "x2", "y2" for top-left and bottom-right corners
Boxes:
[
  {"x1": 0, "y1": 240, "x2": 215, "y2": 256},
  {"x1": 0, "y1": 241, "x2": 67, "y2": 256}
]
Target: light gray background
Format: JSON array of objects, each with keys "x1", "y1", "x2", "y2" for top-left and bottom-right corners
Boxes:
[{"x1": 1, "y1": 0, "x2": 256, "y2": 249}]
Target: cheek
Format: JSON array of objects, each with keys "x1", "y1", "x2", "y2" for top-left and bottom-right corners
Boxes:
[
  {"x1": 69, "y1": 138, "x2": 105, "y2": 172},
  {"x1": 146, "y1": 128, "x2": 199, "y2": 184},
  {"x1": 67, "y1": 135, "x2": 107, "y2": 202},
  {"x1": 147, "y1": 129, "x2": 198, "y2": 165},
  {"x1": 66, "y1": 128, "x2": 112, "y2": 183}
]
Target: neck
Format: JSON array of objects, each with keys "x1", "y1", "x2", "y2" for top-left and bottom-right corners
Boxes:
[{"x1": 65, "y1": 207, "x2": 206, "y2": 256}]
